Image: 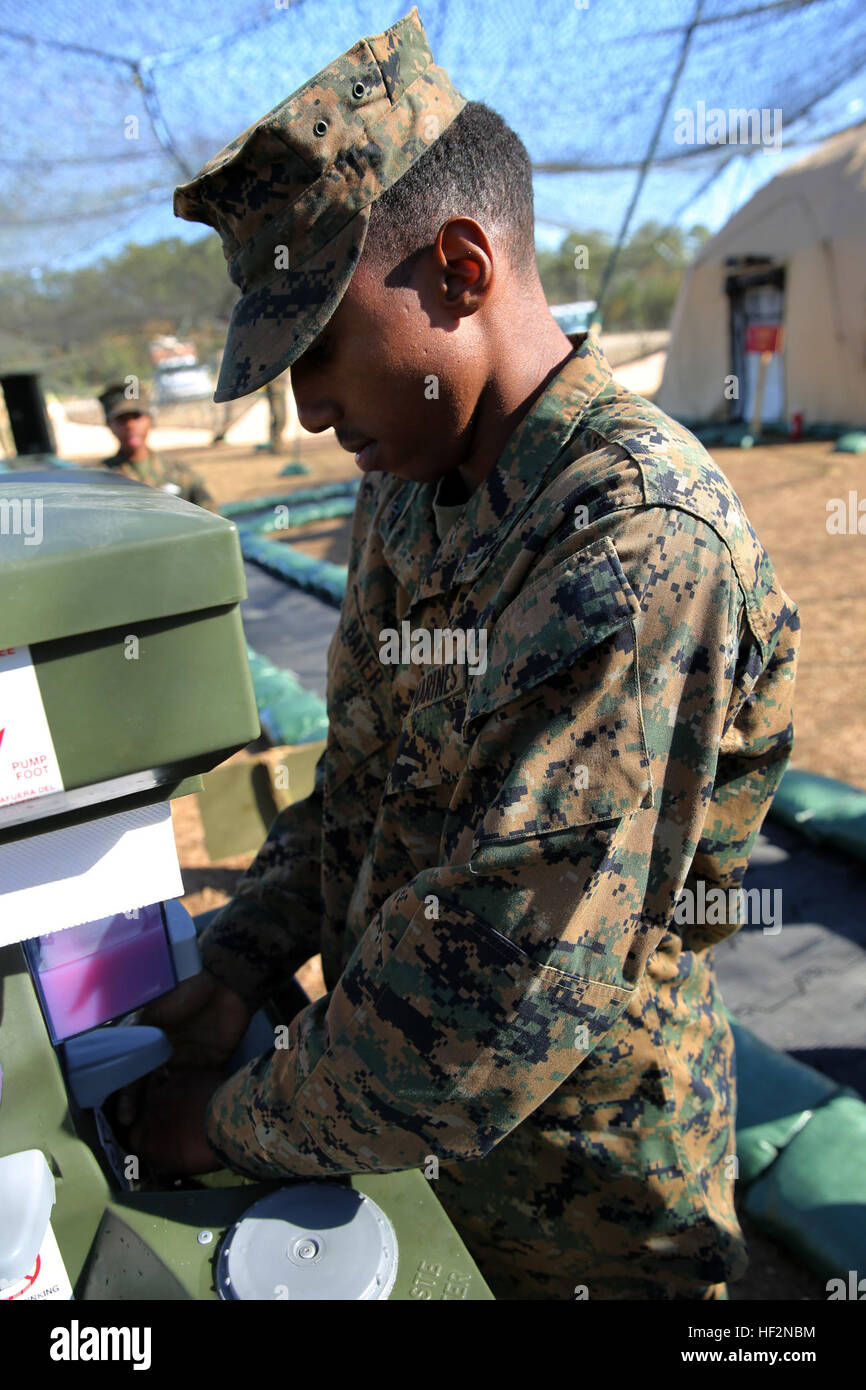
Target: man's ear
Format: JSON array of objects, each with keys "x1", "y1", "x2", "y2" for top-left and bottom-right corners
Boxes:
[{"x1": 432, "y1": 217, "x2": 494, "y2": 317}]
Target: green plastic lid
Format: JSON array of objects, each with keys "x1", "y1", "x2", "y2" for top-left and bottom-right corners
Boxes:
[{"x1": 0, "y1": 480, "x2": 246, "y2": 649}]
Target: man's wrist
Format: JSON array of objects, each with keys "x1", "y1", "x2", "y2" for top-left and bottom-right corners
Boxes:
[{"x1": 198, "y1": 905, "x2": 276, "y2": 1014}]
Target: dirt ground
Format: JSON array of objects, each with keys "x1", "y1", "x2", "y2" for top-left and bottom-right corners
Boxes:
[
  {"x1": 714, "y1": 440, "x2": 864, "y2": 790},
  {"x1": 145, "y1": 427, "x2": 854, "y2": 1302}
]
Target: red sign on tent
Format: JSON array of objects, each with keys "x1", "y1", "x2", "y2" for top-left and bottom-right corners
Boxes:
[{"x1": 745, "y1": 323, "x2": 784, "y2": 354}]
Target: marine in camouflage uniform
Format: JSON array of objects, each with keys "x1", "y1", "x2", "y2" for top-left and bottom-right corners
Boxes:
[
  {"x1": 171, "y1": 9, "x2": 800, "y2": 1299},
  {"x1": 98, "y1": 382, "x2": 215, "y2": 509},
  {"x1": 264, "y1": 371, "x2": 290, "y2": 452}
]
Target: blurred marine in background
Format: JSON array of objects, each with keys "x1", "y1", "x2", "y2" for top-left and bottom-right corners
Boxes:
[
  {"x1": 98, "y1": 382, "x2": 215, "y2": 509},
  {"x1": 264, "y1": 369, "x2": 290, "y2": 453}
]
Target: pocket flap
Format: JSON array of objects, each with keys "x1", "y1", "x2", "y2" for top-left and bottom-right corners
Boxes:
[{"x1": 464, "y1": 537, "x2": 641, "y2": 733}]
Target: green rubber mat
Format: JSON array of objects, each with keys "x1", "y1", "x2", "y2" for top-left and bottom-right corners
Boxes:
[{"x1": 197, "y1": 761, "x2": 279, "y2": 860}]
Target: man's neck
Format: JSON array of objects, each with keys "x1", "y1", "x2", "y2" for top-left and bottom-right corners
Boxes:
[
  {"x1": 456, "y1": 312, "x2": 575, "y2": 496},
  {"x1": 120, "y1": 445, "x2": 150, "y2": 464}
]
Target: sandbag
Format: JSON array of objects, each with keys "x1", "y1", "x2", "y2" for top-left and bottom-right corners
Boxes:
[
  {"x1": 241, "y1": 534, "x2": 347, "y2": 608},
  {"x1": 833, "y1": 431, "x2": 866, "y2": 454},
  {"x1": 220, "y1": 481, "x2": 358, "y2": 518},
  {"x1": 743, "y1": 1092, "x2": 866, "y2": 1283},
  {"x1": 237, "y1": 496, "x2": 357, "y2": 535},
  {"x1": 245, "y1": 644, "x2": 329, "y2": 744},
  {"x1": 769, "y1": 769, "x2": 866, "y2": 863},
  {"x1": 726, "y1": 1014, "x2": 842, "y2": 1184}
]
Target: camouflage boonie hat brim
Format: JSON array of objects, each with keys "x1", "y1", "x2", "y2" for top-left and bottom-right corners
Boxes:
[{"x1": 174, "y1": 7, "x2": 466, "y2": 403}]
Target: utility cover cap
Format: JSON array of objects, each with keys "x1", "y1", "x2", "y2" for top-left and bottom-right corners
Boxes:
[{"x1": 216, "y1": 1184, "x2": 398, "y2": 1300}]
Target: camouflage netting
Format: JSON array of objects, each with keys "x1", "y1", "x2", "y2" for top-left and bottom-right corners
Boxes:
[{"x1": 1, "y1": 0, "x2": 865, "y2": 278}]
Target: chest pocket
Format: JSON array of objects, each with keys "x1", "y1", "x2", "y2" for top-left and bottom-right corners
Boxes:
[
  {"x1": 460, "y1": 536, "x2": 654, "y2": 841},
  {"x1": 382, "y1": 665, "x2": 469, "y2": 798}
]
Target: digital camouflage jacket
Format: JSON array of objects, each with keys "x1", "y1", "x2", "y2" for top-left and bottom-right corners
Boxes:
[
  {"x1": 102, "y1": 448, "x2": 214, "y2": 510},
  {"x1": 198, "y1": 333, "x2": 799, "y2": 1296}
]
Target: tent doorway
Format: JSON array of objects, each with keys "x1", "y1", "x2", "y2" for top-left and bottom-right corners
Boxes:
[{"x1": 726, "y1": 264, "x2": 786, "y2": 425}]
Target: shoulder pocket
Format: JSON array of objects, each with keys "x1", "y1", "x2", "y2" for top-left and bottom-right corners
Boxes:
[
  {"x1": 464, "y1": 537, "x2": 641, "y2": 729},
  {"x1": 462, "y1": 537, "x2": 653, "y2": 837}
]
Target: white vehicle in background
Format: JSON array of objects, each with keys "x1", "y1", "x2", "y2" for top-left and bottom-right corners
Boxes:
[
  {"x1": 150, "y1": 335, "x2": 215, "y2": 404},
  {"x1": 153, "y1": 359, "x2": 215, "y2": 403},
  {"x1": 550, "y1": 300, "x2": 598, "y2": 335}
]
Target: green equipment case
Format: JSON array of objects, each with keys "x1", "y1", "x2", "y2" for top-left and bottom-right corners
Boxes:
[{"x1": 0, "y1": 476, "x2": 259, "y2": 835}]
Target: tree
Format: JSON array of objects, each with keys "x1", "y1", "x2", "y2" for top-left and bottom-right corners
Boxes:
[
  {"x1": 0, "y1": 232, "x2": 236, "y2": 395},
  {"x1": 536, "y1": 220, "x2": 712, "y2": 331}
]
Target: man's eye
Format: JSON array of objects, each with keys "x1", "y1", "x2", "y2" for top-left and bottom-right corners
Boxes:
[{"x1": 304, "y1": 336, "x2": 331, "y2": 365}]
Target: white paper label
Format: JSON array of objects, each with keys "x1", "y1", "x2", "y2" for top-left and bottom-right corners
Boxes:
[
  {"x1": 3, "y1": 1222, "x2": 73, "y2": 1301},
  {"x1": 0, "y1": 645, "x2": 64, "y2": 808},
  {"x1": 0, "y1": 800, "x2": 184, "y2": 947}
]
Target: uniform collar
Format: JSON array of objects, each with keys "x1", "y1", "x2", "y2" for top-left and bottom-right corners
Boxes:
[
  {"x1": 378, "y1": 332, "x2": 613, "y2": 606},
  {"x1": 103, "y1": 447, "x2": 154, "y2": 467}
]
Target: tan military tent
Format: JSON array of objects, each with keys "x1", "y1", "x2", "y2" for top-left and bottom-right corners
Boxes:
[{"x1": 657, "y1": 122, "x2": 866, "y2": 428}]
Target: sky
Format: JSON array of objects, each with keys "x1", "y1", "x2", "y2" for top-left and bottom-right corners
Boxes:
[{"x1": 1, "y1": 0, "x2": 865, "y2": 273}]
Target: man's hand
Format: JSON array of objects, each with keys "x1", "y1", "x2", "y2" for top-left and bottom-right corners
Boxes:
[
  {"x1": 112, "y1": 969, "x2": 252, "y2": 1168},
  {"x1": 134, "y1": 968, "x2": 252, "y2": 1068},
  {"x1": 128, "y1": 1067, "x2": 226, "y2": 1176}
]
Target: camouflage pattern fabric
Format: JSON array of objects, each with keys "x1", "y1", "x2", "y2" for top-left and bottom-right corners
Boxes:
[
  {"x1": 173, "y1": 8, "x2": 467, "y2": 401},
  {"x1": 198, "y1": 332, "x2": 799, "y2": 1299},
  {"x1": 101, "y1": 448, "x2": 215, "y2": 510}
]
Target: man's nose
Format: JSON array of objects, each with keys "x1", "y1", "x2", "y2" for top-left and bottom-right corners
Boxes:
[{"x1": 290, "y1": 377, "x2": 339, "y2": 436}]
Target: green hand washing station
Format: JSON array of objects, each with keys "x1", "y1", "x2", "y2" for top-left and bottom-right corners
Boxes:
[{"x1": 0, "y1": 475, "x2": 492, "y2": 1302}]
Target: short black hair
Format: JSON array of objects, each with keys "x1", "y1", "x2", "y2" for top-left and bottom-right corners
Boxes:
[{"x1": 365, "y1": 101, "x2": 536, "y2": 279}]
